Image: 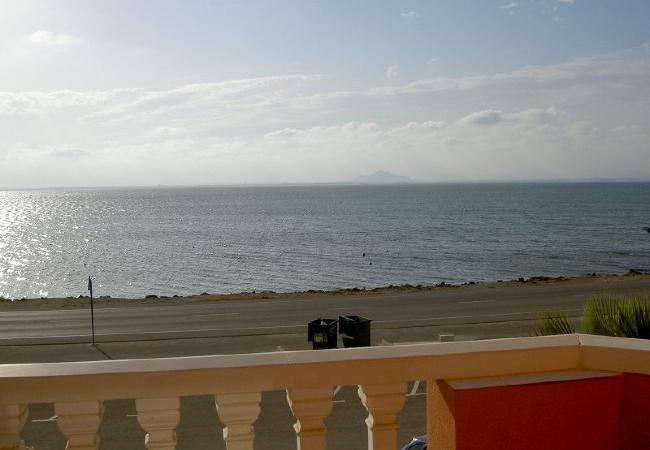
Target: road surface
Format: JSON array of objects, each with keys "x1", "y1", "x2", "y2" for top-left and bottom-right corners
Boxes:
[{"x1": 1, "y1": 276, "x2": 648, "y2": 349}]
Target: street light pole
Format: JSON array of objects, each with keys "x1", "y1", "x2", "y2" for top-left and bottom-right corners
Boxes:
[{"x1": 88, "y1": 276, "x2": 95, "y2": 345}]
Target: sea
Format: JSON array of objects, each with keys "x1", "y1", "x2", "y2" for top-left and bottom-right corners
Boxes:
[{"x1": 0, "y1": 183, "x2": 648, "y2": 300}]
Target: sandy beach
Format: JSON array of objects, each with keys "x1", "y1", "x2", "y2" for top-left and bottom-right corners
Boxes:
[{"x1": 2, "y1": 270, "x2": 648, "y2": 312}]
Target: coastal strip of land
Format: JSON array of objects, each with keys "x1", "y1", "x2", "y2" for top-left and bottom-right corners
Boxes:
[
  {"x1": 1, "y1": 270, "x2": 648, "y2": 311},
  {"x1": 0, "y1": 272, "x2": 648, "y2": 363}
]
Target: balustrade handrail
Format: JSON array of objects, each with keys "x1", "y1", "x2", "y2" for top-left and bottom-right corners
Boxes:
[{"x1": 0, "y1": 335, "x2": 584, "y2": 403}]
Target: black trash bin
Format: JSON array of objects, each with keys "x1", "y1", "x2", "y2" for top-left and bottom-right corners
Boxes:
[
  {"x1": 308, "y1": 318, "x2": 338, "y2": 349},
  {"x1": 339, "y1": 315, "x2": 371, "y2": 348}
]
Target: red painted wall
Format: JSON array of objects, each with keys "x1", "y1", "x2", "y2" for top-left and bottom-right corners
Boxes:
[
  {"x1": 621, "y1": 373, "x2": 650, "y2": 450},
  {"x1": 453, "y1": 377, "x2": 623, "y2": 450}
]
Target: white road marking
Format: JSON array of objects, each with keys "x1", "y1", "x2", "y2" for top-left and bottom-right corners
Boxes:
[
  {"x1": 458, "y1": 300, "x2": 496, "y2": 304},
  {"x1": 374, "y1": 309, "x2": 582, "y2": 325},
  {"x1": 332, "y1": 386, "x2": 346, "y2": 403},
  {"x1": 10, "y1": 324, "x2": 302, "y2": 339},
  {"x1": 3, "y1": 308, "x2": 585, "y2": 340},
  {"x1": 32, "y1": 415, "x2": 57, "y2": 423},
  {"x1": 408, "y1": 380, "x2": 421, "y2": 396},
  {"x1": 201, "y1": 313, "x2": 240, "y2": 317}
]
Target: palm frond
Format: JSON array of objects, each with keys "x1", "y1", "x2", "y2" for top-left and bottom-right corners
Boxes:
[
  {"x1": 617, "y1": 296, "x2": 650, "y2": 339},
  {"x1": 535, "y1": 312, "x2": 575, "y2": 336},
  {"x1": 583, "y1": 295, "x2": 622, "y2": 337}
]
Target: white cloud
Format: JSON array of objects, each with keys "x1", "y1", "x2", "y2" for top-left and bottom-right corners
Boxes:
[
  {"x1": 0, "y1": 49, "x2": 648, "y2": 187},
  {"x1": 428, "y1": 58, "x2": 440, "y2": 65},
  {"x1": 400, "y1": 11, "x2": 420, "y2": 21},
  {"x1": 499, "y1": 2, "x2": 518, "y2": 14},
  {"x1": 361, "y1": 54, "x2": 650, "y2": 98},
  {"x1": 264, "y1": 128, "x2": 299, "y2": 139},
  {"x1": 459, "y1": 109, "x2": 503, "y2": 126},
  {"x1": 27, "y1": 30, "x2": 84, "y2": 46},
  {"x1": 385, "y1": 65, "x2": 398, "y2": 80},
  {"x1": 0, "y1": 89, "x2": 129, "y2": 116},
  {"x1": 78, "y1": 74, "x2": 322, "y2": 126},
  {"x1": 46, "y1": 148, "x2": 88, "y2": 159},
  {"x1": 643, "y1": 42, "x2": 650, "y2": 53},
  {"x1": 148, "y1": 126, "x2": 187, "y2": 139},
  {"x1": 557, "y1": 0, "x2": 575, "y2": 4},
  {"x1": 242, "y1": 108, "x2": 647, "y2": 182},
  {"x1": 1, "y1": 103, "x2": 648, "y2": 186}
]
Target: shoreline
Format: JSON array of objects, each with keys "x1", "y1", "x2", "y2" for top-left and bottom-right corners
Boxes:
[{"x1": 1, "y1": 270, "x2": 648, "y2": 311}]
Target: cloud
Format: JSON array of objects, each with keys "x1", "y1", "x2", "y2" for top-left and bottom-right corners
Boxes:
[
  {"x1": 264, "y1": 128, "x2": 299, "y2": 138},
  {"x1": 0, "y1": 89, "x2": 135, "y2": 116},
  {"x1": 244, "y1": 108, "x2": 648, "y2": 182},
  {"x1": 458, "y1": 109, "x2": 503, "y2": 126},
  {"x1": 0, "y1": 49, "x2": 648, "y2": 187},
  {"x1": 385, "y1": 65, "x2": 398, "y2": 80},
  {"x1": 505, "y1": 106, "x2": 560, "y2": 123},
  {"x1": 361, "y1": 53, "x2": 650, "y2": 98},
  {"x1": 46, "y1": 148, "x2": 88, "y2": 159},
  {"x1": 643, "y1": 42, "x2": 650, "y2": 53},
  {"x1": 148, "y1": 126, "x2": 187, "y2": 139},
  {"x1": 400, "y1": 11, "x2": 420, "y2": 21},
  {"x1": 428, "y1": 58, "x2": 440, "y2": 65},
  {"x1": 499, "y1": 2, "x2": 518, "y2": 14},
  {"x1": 1, "y1": 53, "x2": 647, "y2": 127},
  {"x1": 557, "y1": 0, "x2": 575, "y2": 4},
  {"x1": 1, "y1": 104, "x2": 648, "y2": 186},
  {"x1": 458, "y1": 107, "x2": 560, "y2": 128},
  {"x1": 79, "y1": 74, "x2": 322, "y2": 125},
  {"x1": 27, "y1": 30, "x2": 84, "y2": 46}
]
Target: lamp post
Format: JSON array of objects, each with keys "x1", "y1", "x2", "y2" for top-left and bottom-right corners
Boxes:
[{"x1": 88, "y1": 276, "x2": 95, "y2": 345}]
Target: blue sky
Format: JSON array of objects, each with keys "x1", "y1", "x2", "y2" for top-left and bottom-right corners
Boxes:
[{"x1": 0, "y1": 0, "x2": 649, "y2": 187}]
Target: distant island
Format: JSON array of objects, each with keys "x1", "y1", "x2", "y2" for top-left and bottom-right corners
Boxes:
[{"x1": 353, "y1": 170, "x2": 414, "y2": 184}]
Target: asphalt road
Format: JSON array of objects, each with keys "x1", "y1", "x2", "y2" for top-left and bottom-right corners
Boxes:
[{"x1": 2, "y1": 276, "x2": 649, "y2": 349}]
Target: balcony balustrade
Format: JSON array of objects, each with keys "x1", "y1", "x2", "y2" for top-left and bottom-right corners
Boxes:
[{"x1": 1, "y1": 334, "x2": 649, "y2": 450}]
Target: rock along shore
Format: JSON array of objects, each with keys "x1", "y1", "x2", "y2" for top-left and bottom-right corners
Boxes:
[{"x1": 1, "y1": 270, "x2": 648, "y2": 311}]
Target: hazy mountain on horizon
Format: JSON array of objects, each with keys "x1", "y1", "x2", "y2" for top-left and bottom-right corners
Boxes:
[{"x1": 353, "y1": 170, "x2": 414, "y2": 184}]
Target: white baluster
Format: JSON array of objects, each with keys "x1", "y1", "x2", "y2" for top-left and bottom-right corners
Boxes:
[
  {"x1": 0, "y1": 404, "x2": 27, "y2": 450},
  {"x1": 358, "y1": 383, "x2": 408, "y2": 450},
  {"x1": 136, "y1": 397, "x2": 181, "y2": 450},
  {"x1": 286, "y1": 387, "x2": 334, "y2": 450},
  {"x1": 55, "y1": 401, "x2": 103, "y2": 450},
  {"x1": 214, "y1": 392, "x2": 261, "y2": 450}
]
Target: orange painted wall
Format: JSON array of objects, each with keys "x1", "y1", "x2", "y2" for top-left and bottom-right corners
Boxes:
[
  {"x1": 453, "y1": 377, "x2": 623, "y2": 450},
  {"x1": 621, "y1": 373, "x2": 650, "y2": 450}
]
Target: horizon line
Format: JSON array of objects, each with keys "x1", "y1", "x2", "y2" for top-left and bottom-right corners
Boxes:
[{"x1": 2, "y1": 178, "x2": 650, "y2": 192}]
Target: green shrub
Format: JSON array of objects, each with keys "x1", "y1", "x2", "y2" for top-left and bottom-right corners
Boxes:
[
  {"x1": 583, "y1": 295, "x2": 622, "y2": 337},
  {"x1": 536, "y1": 295, "x2": 650, "y2": 339},
  {"x1": 535, "y1": 312, "x2": 575, "y2": 336},
  {"x1": 615, "y1": 297, "x2": 650, "y2": 339}
]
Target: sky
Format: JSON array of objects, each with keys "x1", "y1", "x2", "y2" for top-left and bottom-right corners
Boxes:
[{"x1": 0, "y1": 0, "x2": 649, "y2": 188}]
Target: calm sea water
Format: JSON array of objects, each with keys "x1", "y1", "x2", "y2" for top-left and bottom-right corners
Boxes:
[{"x1": 0, "y1": 183, "x2": 648, "y2": 300}]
